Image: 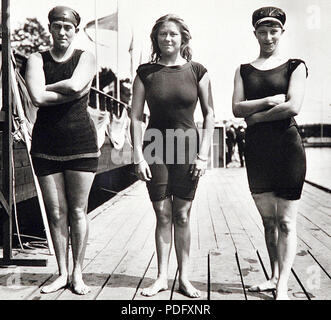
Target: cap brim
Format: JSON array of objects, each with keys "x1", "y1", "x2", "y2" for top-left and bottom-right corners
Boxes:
[{"x1": 254, "y1": 17, "x2": 284, "y2": 29}]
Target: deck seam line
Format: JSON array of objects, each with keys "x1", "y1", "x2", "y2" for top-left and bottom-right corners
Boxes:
[
  {"x1": 305, "y1": 180, "x2": 331, "y2": 194},
  {"x1": 291, "y1": 268, "x2": 311, "y2": 300},
  {"x1": 307, "y1": 250, "x2": 331, "y2": 280},
  {"x1": 132, "y1": 251, "x2": 155, "y2": 300},
  {"x1": 94, "y1": 250, "x2": 129, "y2": 300}
]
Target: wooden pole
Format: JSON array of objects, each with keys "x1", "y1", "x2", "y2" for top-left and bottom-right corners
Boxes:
[
  {"x1": 116, "y1": 0, "x2": 120, "y2": 101},
  {"x1": 94, "y1": 0, "x2": 99, "y2": 110},
  {"x1": 2, "y1": 0, "x2": 13, "y2": 262}
]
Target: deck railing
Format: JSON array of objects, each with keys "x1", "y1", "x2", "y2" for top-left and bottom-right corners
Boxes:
[{"x1": 89, "y1": 87, "x2": 149, "y2": 123}]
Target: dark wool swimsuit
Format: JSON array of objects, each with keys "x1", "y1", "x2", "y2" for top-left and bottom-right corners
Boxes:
[
  {"x1": 137, "y1": 61, "x2": 207, "y2": 202},
  {"x1": 30, "y1": 49, "x2": 99, "y2": 176},
  {"x1": 240, "y1": 59, "x2": 308, "y2": 200}
]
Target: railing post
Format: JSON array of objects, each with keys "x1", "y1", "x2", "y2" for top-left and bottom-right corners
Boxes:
[{"x1": 1, "y1": 0, "x2": 13, "y2": 262}]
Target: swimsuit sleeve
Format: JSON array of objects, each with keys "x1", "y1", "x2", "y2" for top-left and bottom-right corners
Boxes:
[
  {"x1": 289, "y1": 59, "x2": 308, "y2": 78},
  {"x1": 191, "y1": 61, "x2": 208, "y2": 82},
  {"x1": 136, "y1": 63, "x2": 151, "y2": 85}
]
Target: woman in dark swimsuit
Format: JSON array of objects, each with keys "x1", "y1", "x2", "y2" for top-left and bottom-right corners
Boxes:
[
  {"x1": 131, "y1": 14, "x2": 214, "y2": 298},
  {"x1": 232, "y1": 7, "x2": 307, "y2": 300},
  {"x1": 25, "y1": 6, "x2": 98, "y2": 295}
]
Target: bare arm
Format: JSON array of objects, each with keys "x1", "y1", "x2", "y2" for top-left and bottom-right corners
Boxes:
[
  {"x1": 232, "y1": 66, "x2": 286, "y2": 118},
  {"x1": 46, "y1": 51, "x2": 96, "y2": 95},
  {"x1": 25, "y1": 53, "x2": 84, "y2": 107},
  {"x1": 130, "y1": 75, "x2": 151, "y2": 181},
  {"x1": 197, "y1": 73, "x2": 215, "y2": 160},
  {"x1": 246, "y1": 63, "x2": 307, "y2": 125}
]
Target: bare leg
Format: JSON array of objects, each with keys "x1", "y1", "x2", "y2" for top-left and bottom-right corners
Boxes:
[
  {"x1": 38, "y1": 173, "x2": 69, "y2": 293},
  {"x1": 173, "y1": 196, "x2": 200, "y2": 298},
  {"x1": 249, "y1": 192, "x2": 279, "y2": 292},
  {"x1": 141, "y1": 197, "x2": 172, "y2": 296},
  {"x1": 275, "y1": 198, "x2": 298, "y2": 300},
  {"x1": 65, "y1": 170, "x2": 95, "y2": 295}
]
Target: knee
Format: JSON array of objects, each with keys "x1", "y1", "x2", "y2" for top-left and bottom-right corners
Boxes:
[
  {"x1": 173, "y1": 210, "x2": 189, "y2": 228},
  {"x1": 70, "y1": 206, "x2": 87, "y2": 222},
  {"x1": 157, "y1": 213, "x2": 172, "y2": 227},
  {"x1": 262, "y1": 216, "x2": 277, "y2": 233},
  {"x1": 47, "y1": 205, "x2": 68, "y2": 227},
  {"x1": 154, "y1": 206, "x2": 172, "y2": 227},
  {"x1": 277, "y1": 218, "x2": 296, "y2": 236}
]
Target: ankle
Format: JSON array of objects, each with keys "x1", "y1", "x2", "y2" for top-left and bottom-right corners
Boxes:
[
  {"x1": 156, "y1": 275, "x2": 168, "y2": 281},
  {"x1": 58, "y1": 271, "x2": 69, "y2": 278}
]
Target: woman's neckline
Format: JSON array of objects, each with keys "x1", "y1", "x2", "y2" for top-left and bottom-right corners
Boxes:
[
  {"x1": 249, "y1": 59, "x2": 290, "y2": 71},
  {"x1": 156, "y1": 60, "x2": 190, "y2": 68}
]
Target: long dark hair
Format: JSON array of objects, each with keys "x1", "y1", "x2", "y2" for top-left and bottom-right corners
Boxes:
[{"x1": 150, "y1": 14, "x2": 192, "y2": 63}]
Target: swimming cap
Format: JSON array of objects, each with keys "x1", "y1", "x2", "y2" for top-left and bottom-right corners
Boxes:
[
  {"x1": 252, "y1": 7, "x2": 286, "y2": 29},
  {"x1": 48, "y1": 6, "x2": 81, "y2": 27}
]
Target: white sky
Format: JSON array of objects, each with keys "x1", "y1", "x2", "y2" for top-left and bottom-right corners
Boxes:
[{"x1": 9, "y1": 0, "x2": 331, "y2": 124}]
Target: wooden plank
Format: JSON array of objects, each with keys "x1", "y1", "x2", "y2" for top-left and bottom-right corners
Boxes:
[
  {"x1": 209, "y1": 247, "x2": 244, "y2": 300},
  {"x1": 13, "y1": 148, "x2": 31, "y2": 168},
  {"x1": 220, "y1": 169, "x2": 309, "y2": 300},
  {"x1": 135, "y1": 244, "x2": 178, "y2": 300},
  {"x1": 211, "y1": 172, "x2": 271, "y2": 300},
  {"x1": 14, "y1": 166, "x2": 34, "y2": 186},
  {"x1": 296, "y1": 220, "x2": 331, "y2": 275},
  {"x1": 0, "y1": 249, "x2": 58, "y2": 300},
  {"x1": 195, "y1": 176, "x2": 218, "y2": 253},
  {"x1": 297, "y1": 214, "x2": 331, "y2": 251},
  {"x1": 171, "y1": 252, "x2": 208, "y2": 300},
  {"x1": 206, "y1": 171, "x2": 245, "y2": 300},
  {"x1": 96, "y1": 220, "x2": 155, "y2": 300},
  {"x1": 298, "y1": 199, "x2": 331, "y2": 235},
  {"x1": 58, "y1": 187, "x2": 152, "y2": 300},
  {"x1": 302, "y1": 184, "x2": 331, "y2": 207},
  {"x1": 14, "y1": 183, "x2": 37, "y2": 203},
  {"x1": 25, "y1": 182, "x2": 149, "y2": 300},
  {"x1": 288, "y1": 249, "x2": 331, "y2": 300}
]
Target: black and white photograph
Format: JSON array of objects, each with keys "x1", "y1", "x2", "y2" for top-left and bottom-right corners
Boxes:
[{"x1": 0, "y1": 0, "x2": 330, "y2": 310}]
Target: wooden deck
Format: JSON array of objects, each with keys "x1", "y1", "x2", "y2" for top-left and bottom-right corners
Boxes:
[{"x1": 0, "y1": 168, "x2": 330, "y2": 300}]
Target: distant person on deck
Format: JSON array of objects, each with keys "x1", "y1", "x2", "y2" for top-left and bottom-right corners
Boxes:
[
  {"x1": 226, "y1": 124, "x2": 236, "y2": 166},
  {"x1": 232, "y1": 7, "x2": 307, "y2": 299},
  {"x1": 25, "y1": 6, "x2": 98, "y2": 295},
  {"x1": 131, "y1": 14, "x2": 214, "y2": 298},
  {"x1": 235, "y1": 124, "x2": 246, "y2": 167}
]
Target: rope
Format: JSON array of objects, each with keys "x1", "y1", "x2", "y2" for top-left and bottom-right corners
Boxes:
[{"x1": 11, "y1": 151, "x2": 24, "y2": 251}]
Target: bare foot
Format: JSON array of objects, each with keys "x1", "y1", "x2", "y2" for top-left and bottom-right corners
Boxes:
[
  {"x1": 248, "y1": 279, "x2": 277, "y2": 292},
  {"x1": 71, "y1": 272, "x2": 90, "y2": 295},
  {"x1": 179, "y1": 278, "x2": 201, "y2": 298},
  {"x1": 141, "y1": 278, "x2": 168, "y2": 297},
  {"x1": 41, "y1": 274, "x2": 69, "y2": 294}
]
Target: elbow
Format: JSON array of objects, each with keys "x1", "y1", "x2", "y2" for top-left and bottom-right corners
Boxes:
[
  {"x1": 232, "y1": 103, "x2": 243, "y2": 118},
  {"x1": 64, "y1": 80, "x2": 86, "y2": 95},
  {"x1": 289, "y1": 109, "x2": 299, "y2": 117},
  {"x1": 30, "y1": 96, "x2": 44, "y2": 108},
  {"x1": 66, "y1": 84, "x2": 82, "y2": 95},
  {"x1": 286, "y1": 101, "x2": 301, "y2": 117}
]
